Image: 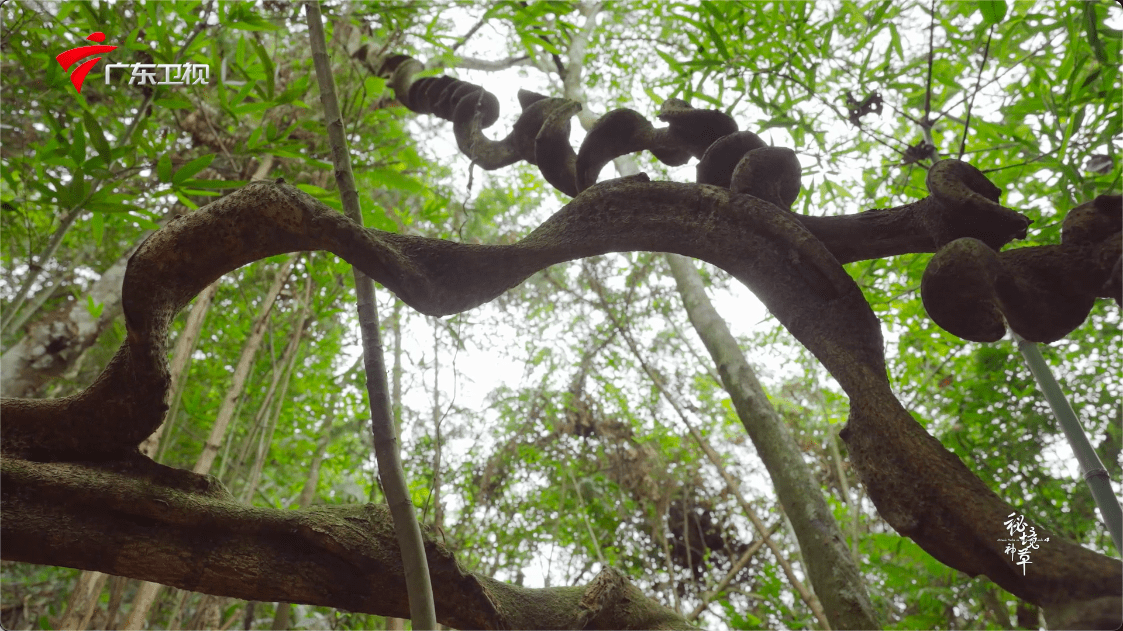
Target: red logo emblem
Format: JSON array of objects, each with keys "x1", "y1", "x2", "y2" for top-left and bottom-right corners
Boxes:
[{"x1": 56, "y1": 32, "x2": 118, "y2": 93}]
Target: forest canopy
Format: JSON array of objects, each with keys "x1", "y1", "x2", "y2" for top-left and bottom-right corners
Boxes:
[{"x1": 1, "y1": 1, "x2": 1121, "y2": 630}]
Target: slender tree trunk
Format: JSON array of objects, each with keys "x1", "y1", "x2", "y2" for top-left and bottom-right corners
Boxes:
[
  {"x1": 392, "y1": 301, "x2": 403, "y2": 435},
  {"x1": 57, "y1": 570, "x2": 108, "y2": 630},
  {"x1": 104, "y1": 575, "x2": 128, "y2": 630},
  {"x1": 430, "y1": 318, "x2": 444, "y2": 528},
  {"x1": 667, "y1": 253, "x2": 878, "y2": 628},
  {"x1": 166, "y1": 590, "x2": 189, "y2": 629},
  {"x1": 385, "y1": 299, "x2": 408, "y2": 631},
  {"x1": 243, "y1": 601, "x2": 257, "y2": 630},
  {"x1": 121, "y1": 582, "x2": 161, "y2": 630},
  {"x1": 553, "y1": 3, "x2": 879, "y2": 627},
  {"x1": 241, "y1": 275, "x2": 312, "y2": 501},
  {"x1": 305, "y1": 3, "x2": 436, "y2": 627},
  {"x1": 270, "y1": 603, "x2": 292, "y2": 631},
  {"x1": 186, "y1": 593, "x2": 222, "y2": 629},
  {"x1": 194, "y1": 258, "x2": 295, "y2": 474}
]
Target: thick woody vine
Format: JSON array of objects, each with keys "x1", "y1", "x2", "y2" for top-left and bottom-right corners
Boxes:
[
  {"x1": 380, "y1": 55, "x2": 1122, "y2": 618},
  {"x1": 1, "y1": 54, "x2": 1119, "y2": 628}
]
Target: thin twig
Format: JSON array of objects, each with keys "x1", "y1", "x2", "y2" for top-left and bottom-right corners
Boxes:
[{"x1": 959, "y1": 29, "x2": 993, "y2": 159}]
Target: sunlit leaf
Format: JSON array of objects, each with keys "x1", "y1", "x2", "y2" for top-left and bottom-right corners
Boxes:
[
  {"x1": 157, "y1": 154, "x2": 173, "y2": 183},
  {"x1": 976, "y1": 1, "x2": 1007, "y2": 25},
  {"x1": 369, "y1": 168, "x2": 426, "y2": 195},
  {"x1": 172, "y1": 154, "x2": 215, "y2": 185}
]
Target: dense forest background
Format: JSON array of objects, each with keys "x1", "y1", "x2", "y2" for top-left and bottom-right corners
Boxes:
[{"x1": 1, "y1": 0, "x2": 1120, "y2": 629}]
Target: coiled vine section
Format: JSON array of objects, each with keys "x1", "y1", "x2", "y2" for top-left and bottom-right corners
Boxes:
[
  {"x1": 381, "y1": 54, "x2": 1120, "y2": 346},
  {"x1": 381, "y1": 54, "x2": 801, "y2": 208}
]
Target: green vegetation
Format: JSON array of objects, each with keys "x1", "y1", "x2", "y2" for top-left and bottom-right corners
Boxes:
[{"x1": 1, "y1": 1, "x2": 1119, "y2": 629}]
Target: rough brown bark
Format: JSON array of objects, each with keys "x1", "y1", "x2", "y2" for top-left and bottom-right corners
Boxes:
[
  {"x1": 2, "y1": 456, "x2": 689, "y2": 630},
  {"x1": 2, "y1": 176, "x2": 1118, "y2": 627}
]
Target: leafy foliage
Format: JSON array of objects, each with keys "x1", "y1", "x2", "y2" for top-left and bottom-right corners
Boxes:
[{"x1": 2, "y1": 1, "x2": 1120, "y2": 629}]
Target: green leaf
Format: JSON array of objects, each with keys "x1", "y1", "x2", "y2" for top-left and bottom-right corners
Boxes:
[
  {"x1": 157, "y1": 154, "x2": 173, "y2": 183},
  {"x1": 369, "y1": 168, "x2": 426, "y2": 194},
  {"x1": 682, "y1": 58, "x2": 724, "y2": 69},
  {"x1": 1061, "y1": 53, "x2": 1089, "y2": 102},
  {"x1": 172, "y1": 154, "x2": 215, "y2": 185},
  {"x1": 227, "y1": 4, "x2": 277, "y2": 31},
  {"x1": 171, "y1": 190, "x2": 199, "y2": 211},
  {"x1": 976, "y1": 1, "x2": 1007, "y2": 25},
  {"x1": 81, "y1": 111, "x2": 112, "y2": 162},
  {"x1": 888, "y1": 23, "x2": 903, "y2": 61},
  {"x1": 1084, "y1": 2, "x2": 1108, "y2": 65},
  {"x1": 868, "y1": 0, "x2": 893, "y2": 26},
  {"x1": 364, "y1": 75, "x2": 387, "y2": 96},
  {"x1": 366, "y1": 203, "x2": 398, "y2": 232},
  {"x1": 86, "y1": 295, "x2": 104, "y2": 319},
  {"x1": 276, "y1": 74, "x2": 310, "y2": 106},
  {"x1": 699, "y1": 0, "x2": 722, "y2": 21},
  {"x1": 1080, "y1": 68, "x2": 1101, "y2": 89},
  {"x1": 297, "y1": 184, "x2": 341, "y2": 211},
  {"x1": 154, "y1": 96, "x2": 195, "y2": 109},
  {"x1": 246, "y1": 126, "x2": 265, "y2": 151},
  {"x1": 69, "y1": 120, "x2": 87, "y2": 164},
  {"x1": 173, "y1": 1, "x2": 202, "y2": 22},
  {"x1": 295, "y1": 183, "x2": 333, "y2": 198},
  {"x1": 229, "y1": 18, "x2": 277, "y2": 32},
  {"x1": 758, "y1": 116, "x2": 797, "y2": 131},
  {"x1": 90, "y1": 211, "x2": 104, "y2": 245},
  {"x1": 267, "y1": 148, "x2": 311, "y2": 160},
  {"x1": 693, "y1": 91, "x2": 722, "y2": 107},
  {"x1": 250, "y1": 36, "x2": 275, "y2": 99},
  {"x1": 30, "y1": 178, "x2": 59, "y2": 203},
  {"x1": 228, "y1": 74, "x2": 258, "y2": 109},
  {"x1": 85, "y1": 192, "x2": 135, "y2": 212},
  {"x1": 67, "y1": 174, "x2": 86, "y2": 207},
  {"x1": 265, "y1": 121, "x2": 284, "y2": 142},
  {"x1": 655, "y1": 49, "x2": 682, "y2": 73},
  {"x1": 232, "y1": 101, "x2": 273, "y2": 115},
  {"x1": 1064, "y1": 104, "x2": 1086, "y2": 152},
  {"x1": 700, "y1": 21, "x2": 730, "y2": 61}
]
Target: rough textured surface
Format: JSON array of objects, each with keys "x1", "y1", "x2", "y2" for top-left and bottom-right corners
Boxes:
[
  {"x1": 376, "y1": 58, "x2": 1121, "y2": 625},
  {"x1": 923, "y1": 194, "x2": 1122, "y2": 342},
  {"x1": 2, "y1": 457, "x2": 689, "y2": 630},
  {"x1": 3, "y1": 175, "x2": 1117, "y2": 625}
]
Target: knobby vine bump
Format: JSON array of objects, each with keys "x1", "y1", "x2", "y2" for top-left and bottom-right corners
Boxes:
[
  {"x1": 374, "y1": 54, "x2": 1122, "y2": 615},
  {"x1": 381, "y1": 54, "x2": 1120, "y2": 344}
]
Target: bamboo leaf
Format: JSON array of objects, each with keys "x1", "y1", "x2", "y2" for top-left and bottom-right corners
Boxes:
[{"x1": 172, "y1": 154, "x2": 215, "y2": 185}]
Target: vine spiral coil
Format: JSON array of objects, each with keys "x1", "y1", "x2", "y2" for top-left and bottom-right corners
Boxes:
[
  {"x1": 381, "y1": 54, "x2": 1118, "y2": 344},
  {"x1": 381, "y1": 54, "x2": 801, "y2": 205}
]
